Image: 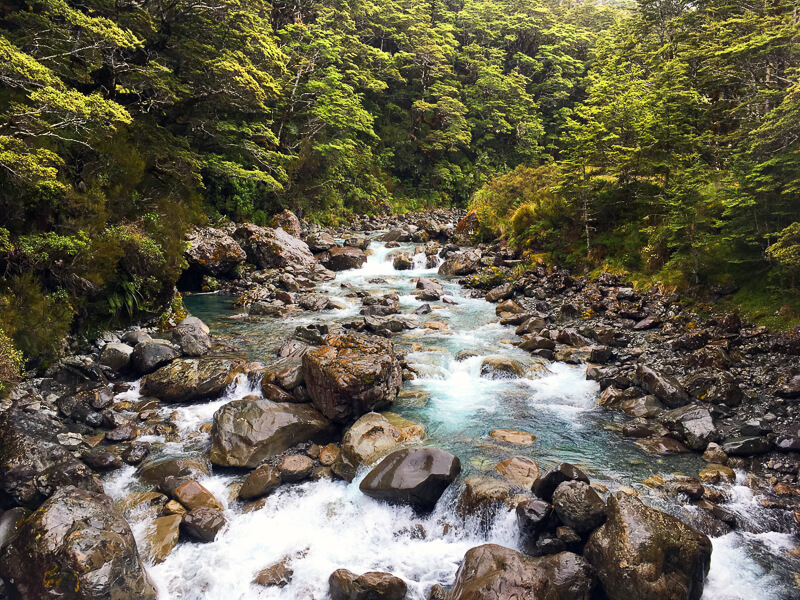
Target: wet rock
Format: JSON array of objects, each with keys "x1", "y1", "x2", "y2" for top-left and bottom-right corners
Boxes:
[
  {"x1": 234, "y1": 223, "x2": 314, "y2": 269},
  {"x1": 253, "y1": 557, "x2": 294, "y2": 587},
  {"x1": 659, "y1": 405, "x2": 719, "y2": 451},
  {"x1": 303, "y1": 333, "x2": 402, "y2": 424},
  {"x1": 130, "y1": 340, "x2": 179, "y2": 375},
  {"x1": 0, "y1": 486, "x2": 157, "y2": 600},
  {"x1": 0, "y1": 408, "x2": 103, "y2": 508},
  {"x1": 210, "y1": 396, "x2": 335, "y2": 467},
  {"x1": 319, "y1": 443, "x2": 340, "y2": 466},
  {"x1": 173, "y1": 480, "x2": 223, "y2": 511},
  {"x1": 636, "y1": 364, "x2": 690, "y2": 408},
  {"x1": 635, "y1": 436, "x2": 691, "y2": 455},
  {"x1": 359, "y1": 448, "x2": 461, "y2": 509},
  {"x1": 776, "y1": 375, "x2": 800, "y2": 399},
  {"x1": 495, "y1": 456, "x2": 540, "y2": 488},
  {"x1": 329, "y1": 569, "x2": 407, "y2": 600},
  {"x1": 81, "y1": 449, "x2": 123, "y2": 471},
  {"x1": 141, "y1": 357, "x2": 245, "y2": 402},
  {"x1": 480, "y1": 356, "x2": 524, "y2": 379},
  {"x1": 552, "y1": 481, "x2": 606, "y2": 535},
  {"x1": 121, "y1": 442, "x2": 150, "y2": 465},
  {"x1": 443, "y1": 544, "x2": 595, "y2": 600},
  {"x1": 106, "y1": 422, "x2": 138, "y2": 442},
  {"x1": 584, "y1": 491, "x2": 712, "y2": 600},
  {"x1": 456, "y1": 476, "x2": 511, "y2": 521},
  {"x1": 416, "y1": 277, "x2": 444, "y2": 300},
  {"x1": 182, "y1": 506, "x2": 225, "y2": 542},
  {"x1": 171, "y1": 317, "x2": 212, "y2": 356},
  {"x1": 239, "y1": 465, "x2": 282, "y2": 501},
  {"x1": 99, "y1": 342, "x2": 134, "y2": 372},
  {"x1": 185, "y1": 227, "x2": 247, "y2": 276},
  {"x1": 516, "y1": 498, "x2": 556, "y2": 542},
  {"x1": 519, "y1": 335, "x2": 556, "y2": 352},
  {"x1": 271, "y1": 209, "x2": 302, "y2": 237},
  {"x1": 391, "y1": 251, "x2": 413, "y2": 270},
  {"x1": 701, "y1": 442, "x2": 728, "y2": 464},
  {"x1": 262, "y1": 381, "x2": 296, "y2": 403},
  {"x1": 698, "y1": 464, "x2": 736, "y2": 484},
  {"x1": 720, "y1": 436, "x2": 771, "y2": 456},
  {"x1": 532, "y1": 463, "x2": 590, "y2": 503},
  {"x1": 143, "y1": 514, "x2": 182, "y2": 564},
  {"x1": 278, "y1": 454, "x2": 314, "y2": 482},
  {"x1": 0, "y1": 507, "x2": 30, "y2": 552},
  {"x1": 490, "y1": 428, "x2": 536, "y2": 446},
  {"x1": 318, "y1": 246, "x2": 368, "y2": 271},
  {"x1": 438, "y1": 250, "x2": 481, "y2": 276},
  {"x1": 333, "y1": 413, "x2": 403, "y2": 482},
  {"x1": 138, "y1": 457, "x2": 211, "y2": 493}
]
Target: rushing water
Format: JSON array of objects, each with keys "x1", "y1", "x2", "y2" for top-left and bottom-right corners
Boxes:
[{"x1": 105, "y1": 240, "x2": 799, "y2": 600}]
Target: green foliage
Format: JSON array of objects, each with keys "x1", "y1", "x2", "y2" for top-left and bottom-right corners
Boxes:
[
  {"x1": 0, "y1": 327, "x2": 24, "y2": 397},
  {"x1": 766, "y1": 223, "x2": 800, "y2": 290}
]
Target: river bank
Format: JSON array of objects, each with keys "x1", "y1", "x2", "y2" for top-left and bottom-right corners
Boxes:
[{"x1": 1, "y1": 209, "x2": 798, "y2": 599}]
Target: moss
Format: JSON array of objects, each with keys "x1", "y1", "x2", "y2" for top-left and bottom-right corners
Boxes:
[{"x1": 157, "y1": 292, "x2": 189, "y2": 331}]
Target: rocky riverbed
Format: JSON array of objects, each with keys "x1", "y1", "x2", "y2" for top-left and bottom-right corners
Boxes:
[{"x1": 1, "y1": 208, "x2": 798, "y2": 600}]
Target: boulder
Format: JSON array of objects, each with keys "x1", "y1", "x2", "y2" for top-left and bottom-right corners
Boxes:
[
  {"x1": 99, "y1": 342, "x2": 134, "y2": 372},
  {"x1": 480, "y1": 356, "x2": 524, "y2": 379},
  {"x1": 141, "y1": 357, "x2": 244, "y2": 402},
  {"x1": 443, "y1": 544, "x2": 595, "y2": 600},
  {"x1": 302, "y1": 333, "x2": 402, "y2": 424},
  {"x1": 173, "y1": 480, "x2": 223, "y2": 511},
  {"x1": 659, "y1": 405, "x2": 719, "y2": 451},
  {"x1": 138, "y1": 457, "x2": 210, "y2": 494},
  {"x1": 142, "y1": 514, "x2": 182, "y2": 564},
  {"x1": 277, "y1": 454, "x2": 314, "y2": 482},
  {"x1": 306, "y1": 231, "x2": 337, "y2": 253},
  {"x1": 552, "y1": 481, "x2": 606, "y2": 535},
  {"x1": 438, "y1": 250, "x2": 481, "y2": 276},
  {"x1": 490, "y1": 429, "x2": 536, "y2": 446},
  {"x1": 171, "y1": 316, "x2": 212, "y2": 356},
  {"x1": 318, "y1": 246, "x2": 368, "y2": 271},
  {"x1": 456, "y1": 476, "x2": 511, "y2": 520},
  {"x1": 635, "y1": 436, "x2": 691, "y2": 455},
  {"x1": 532, "y1": 463, "x2": 590, "y2": 502},
  {"x1": 130, "y1": 339, "x2": 179, "y2": 375},
  {"x1": 416, "y1": 277, "x2": 444, "y2": 300},
  {"x1": 271, "y1": 209, "x2": 302, "y2": 237},
  {"x1": 333, "y1": 413, "x2": 403, "y2": 482},
  {"x1": 636, "y1": 364, "x2": 689, "y2": 408},
  {"x1": 359, "y1": 448, "x2": 460, "y2": 509},
  {"x1": 239, "y1": 465, "x2": 282, "y2": 501},
  {"x1": 182, "y1": 506, "x2": 225, "y2": 542},
  {"x1": 495, "y1": 456, "x2": 540, "y2": 488},
  {"x1": 234, "y1": 223, "x2": 314, "y2": 269},
  {"x1": 485, "y1": 283, "x2": 514, "y2": 303},
  {"x1": 209, "y1": 396, "x2": 335, "y2": 468},
  {"x1": 0, "y1": 486, "x2": 157, "y2": 600},
  {"x1": 495, "y1": 299, "x2": 525, "y2": 316},
  {"x1": 720, "y1": 436, "x2": 771, "y2": 456},
  {"x1": 253, "y1": 557, "x2": 294, "y2": 587},
  {"x1": 185, "y1": 227, "x2": 247, "y2": 276},
  {"x1": 329, "y1": 569, "x2": 407, "y2": 600},
  {"x1": 584, "y1": 492, "x2": 712, "y2": 600},
  {"x1": 0, "y1": 408, "x2": 103, "y2": 508},
  {"x1": 516, "y1": 499, "x2": 557, "y2": 542}
]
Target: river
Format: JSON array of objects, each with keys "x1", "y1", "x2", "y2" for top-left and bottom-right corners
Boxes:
[{"x1": 103, "y1": 239, "x2": 798, "y2": 599}]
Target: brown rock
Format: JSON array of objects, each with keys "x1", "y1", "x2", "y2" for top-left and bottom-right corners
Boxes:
[
  {"x1": 490, "y1": 429, "x2": 536, "y2": 446},
  {"x1": 329, "y1": 569, "x2": 407, "y2": 600},
  {"x1": 173, "y1": 480, "x2": 223, "y2": 511},
  {"x1": 278, "y1": 455, "x2": 314, "y2": 482},
  {"x1": 495, "y1": 456, "x2": 540, "y2": 489}
]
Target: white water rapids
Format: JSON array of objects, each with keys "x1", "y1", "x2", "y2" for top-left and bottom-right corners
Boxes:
[{"x1": 103, "y1": 240, "x2": 798, "y2": 600}]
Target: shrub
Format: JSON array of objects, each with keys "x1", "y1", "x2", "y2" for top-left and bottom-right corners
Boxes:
[{"x1": 0, "y1": 327, "x2": 24, "y2": 396}]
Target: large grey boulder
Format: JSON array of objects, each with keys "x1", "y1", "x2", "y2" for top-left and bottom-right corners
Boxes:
[
  {"x1": 0, "y1": 486, "x2": 157, "y2": 600},
  {"x1": 98, "y1": 342, "x2": 134, "y2": 372},
  {"x1": 234, "y1": 223, "x2": 314, "y2": 269},
  {"x1": 438, "y1": 250, "x2": 481, "y2": 276},
  {"x1": 130, "y1": 339, "x2": 179, "y2": 375},
  {"x1": 317, "y1": 246, "x2": 367, "y2": 271},
  {"x1": 209, "y1": 396, "x2": 335, "y2": 467},
  {"x1": 636, "y1": 364, "x2": 690, "y2": 408}
]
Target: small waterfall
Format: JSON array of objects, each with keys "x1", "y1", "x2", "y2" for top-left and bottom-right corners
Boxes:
[{"x1": 412, "y1": 252, "x2": 427, "y2": 270}]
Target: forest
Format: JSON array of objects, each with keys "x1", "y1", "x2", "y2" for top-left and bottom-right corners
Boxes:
[{"x1": 1, "y1": 0, "x2": 799, "y2": 372}]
